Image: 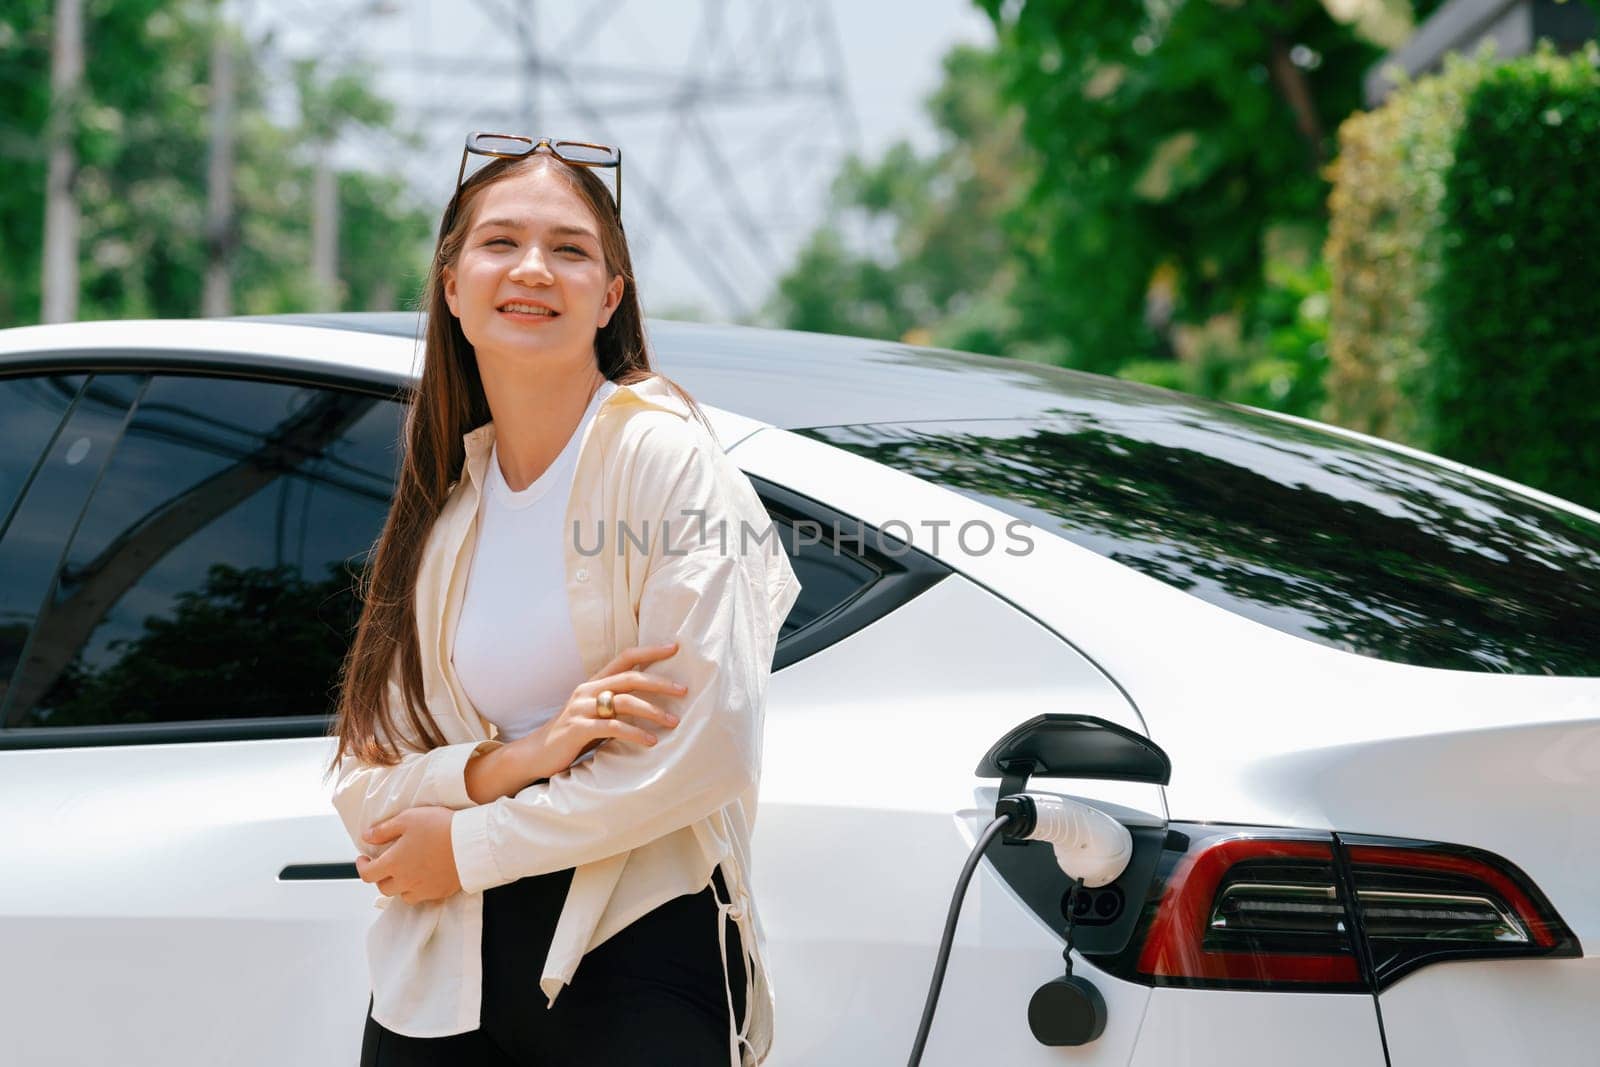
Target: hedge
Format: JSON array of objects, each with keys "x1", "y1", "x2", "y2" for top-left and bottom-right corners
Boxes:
[{"x1": 1324, "y1": 42, "x2": 1600, "y2": 510}]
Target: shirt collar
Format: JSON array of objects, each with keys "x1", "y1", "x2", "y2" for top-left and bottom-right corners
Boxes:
[{"x1": 457, "y1": 374, "x2": 691, "y2": 487}]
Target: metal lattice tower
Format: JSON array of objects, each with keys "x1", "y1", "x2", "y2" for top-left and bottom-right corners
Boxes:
[{"x1": 245, "y1": 0, "x2": 861, "y2": 320}]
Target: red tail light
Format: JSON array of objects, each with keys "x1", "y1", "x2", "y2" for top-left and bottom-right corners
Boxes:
[
  {"x1": 1133, "y1": 833, "x2": 1366, "y2": 990},
  {"x1": 1340, "y1": 836, "x2": 1580, "y2": 987},
  {"x1": 1074, "y1": 825, "x2": 1581, "y2": 993}
]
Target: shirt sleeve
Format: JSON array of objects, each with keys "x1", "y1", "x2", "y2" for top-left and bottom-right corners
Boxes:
[
  {"x1": 449, "y1": 414, "x2": 799, "y2": 894},
  {"x1": 329, "y1": 668, "x2": 506, "y2": 862}
]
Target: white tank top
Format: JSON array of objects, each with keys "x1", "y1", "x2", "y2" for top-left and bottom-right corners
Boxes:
[{"x1": 451, "y1": 380, "x2": 618, "y2": 746}]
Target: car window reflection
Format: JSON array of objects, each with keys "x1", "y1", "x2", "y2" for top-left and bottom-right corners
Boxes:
[
  {"x1": 1, "y1": 374, "x2": 400, "y2": 729},
  {"x1": 805, "y1": 410, "x2": 1600, "y2": 676}
]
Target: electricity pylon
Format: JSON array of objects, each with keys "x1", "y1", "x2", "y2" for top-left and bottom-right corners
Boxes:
[{"x1": 257, "y1": 0, "x2": 861, "y2": 320}]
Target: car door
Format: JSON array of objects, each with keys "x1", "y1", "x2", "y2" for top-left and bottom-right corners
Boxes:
[{"x1": 0, "y1": 365, "x2": 406, "y2": 1067}]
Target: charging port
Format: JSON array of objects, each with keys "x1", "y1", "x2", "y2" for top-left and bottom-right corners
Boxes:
[{"x1": 1065, "y1": 883, "x2": 1126, "y2": 926}]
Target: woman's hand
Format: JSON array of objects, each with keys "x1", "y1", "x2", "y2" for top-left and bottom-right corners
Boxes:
[
  {"x1": 357, "y1": 806, "x2": 460, "y2": 905},
  {"x1": 508, "y1": 642, "x2": 688, "y2": 782}
]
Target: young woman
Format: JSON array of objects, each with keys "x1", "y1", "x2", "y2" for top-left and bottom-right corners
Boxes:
[{"x1": 325, "y1": 135, "x2": 800, "y2": 1067}]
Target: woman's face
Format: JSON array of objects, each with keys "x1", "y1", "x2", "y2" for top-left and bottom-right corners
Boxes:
[{"x1": 443, "y1": 163, "x2": 624, "y2": 371}]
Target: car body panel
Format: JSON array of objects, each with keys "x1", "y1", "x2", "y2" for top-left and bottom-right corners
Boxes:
[
  {"x1": 1128, "y1": 987, "x2": 1387, "y2": 1065},
  {"x1": 1377, "y1": 957, "x2": 1600, "y2": 1065},
  {"x1": 0, "y1": 318, "x2": 774, "y2": 453},
  {"x1": 754, "y1": 571, "x2": 1164, "y2": 1063},
  {"x1": 0, "y1": 736, "x2": 370, "y2": 1066},
  {"x1": 729, "y1": 426, "x2": 1600, "y2": 954},
  {"x1": 3, "y1": 317, "x2": 1595, "y2": 1064},
  {"x1": 0, "y1": 313, "x2": 1463, "y2": 458}
]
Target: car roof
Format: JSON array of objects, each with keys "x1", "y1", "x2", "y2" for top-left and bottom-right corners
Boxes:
[
  {"x1": 5, "y1": 310, "x2": 1598, "y2": 546},
  {"x1": 0, "y1": 312, "x2": 1234, "y2": 432},
  {"x1": 6, "y1": 313, "x2": 1594, "y2": 526}
]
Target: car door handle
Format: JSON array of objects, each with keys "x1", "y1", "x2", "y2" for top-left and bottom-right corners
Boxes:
[{"x1": 279, "y1": 863, "x2": 359, "y2": 880}]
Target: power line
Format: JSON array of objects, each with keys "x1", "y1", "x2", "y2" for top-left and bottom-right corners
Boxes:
[{"x1": 248, "y1": 0, "x2": 860, "y2": 320}]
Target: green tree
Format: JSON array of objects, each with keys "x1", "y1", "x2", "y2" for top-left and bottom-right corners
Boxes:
[
  {"x1": 772, "y1": 2, "x2": 1462, "y2": 419},
  {"x1": 0, "y1": 0, "x2": 431, "y2": 325},
  {"x1": 1325, "y1": 42, "x2": 1600, "y2": 508},
  {"x1": 768, "y1": 45, "x2": 1038, "y2": 357},
  {"x1": 975, "y1": 0, "x2": 1408, "y2": 374},
  {"x1": 0, "y1": 2, "x2": 45, "y2": 323}
]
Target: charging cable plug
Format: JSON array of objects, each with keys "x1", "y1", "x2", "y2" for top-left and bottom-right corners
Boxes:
[
  {"x1": 995, "y1": 792, "x2": 1133, "y2": 887},
  {"x1": 907, "y1": 795, "x2": 1132, "y2": 1064}
]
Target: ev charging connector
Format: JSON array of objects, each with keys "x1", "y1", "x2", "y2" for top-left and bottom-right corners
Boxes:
[
  {"x1": 995, "y1": 790, "x2": 1133, "y2": 1048},
  {"x1": 905, "y1": 789, "x2": 1134, "y2": 1065},
  {"x1": 994, "y1": 790, "x2": 1133, "y2": 887},
  {"x1": 907, "y1": 715, "x2": 1171, "y2": 1067}
]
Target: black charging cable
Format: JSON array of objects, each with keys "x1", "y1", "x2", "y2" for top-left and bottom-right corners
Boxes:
[{"x1": 906, "y1": 813, "x2": 1013, "y2": 1067}]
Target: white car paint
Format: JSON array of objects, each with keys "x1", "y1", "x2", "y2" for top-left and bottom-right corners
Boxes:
[
  {"x1": 730, "y1": 426, "x2": 1600, "y2": 941},
  {"x1": 4, "y1": 318, "x2": 1595, "y2": 1065},
  {"x1": 753, "y1": 572, "x2": 1165, "y2": 1064},
  {"x1": 0, "y1": 318, "x2": 425, "y2": 379},
  {"x1": 1376, "y1": 957, "x2": 1600, "y2": 1064},
  {"x1": 730, "y1": 423, "x2": 1600, "y2": 1065},
  {"x1": 1128, "y1": 987, "x2": 1387, "y2": 1065},
  {"x1": 0, "y1": 318, "x2": 773, "y2": 453},
  {"x1": 0, "y1": 737, "x2": 370, "y2": 1065}
]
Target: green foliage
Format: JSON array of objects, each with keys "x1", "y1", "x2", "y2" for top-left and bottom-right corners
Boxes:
[
  {"x1": 0, "y1": 1, "x2": 432, "y2": 325},
  {"x1": 1122, "y1": 242, "x2": 1331, "y2": 415},
  {"x1": 294, "y1": 58, "x2": 394, "y2": 142},
  {"x1": 767, "y1": 45, "x2": 1031, "y2": 350},
  {"x1": 339, "y1": 169, "x2": 435, "y2": 312},
  {"x1": 81, "y1": 0, "x2": 216, "y2": 318},
  {"x1": 1323, "y1": 44, "x2": 1479, "y2": 442},
  {"x1": 1, "y1": 0, "x2": 67, "y2": 323},
  {"x1": 1429, "y1": 44, "x2": 1600, "y2": 508},
  {"x1": 972, "y1": 0, "x2": 1388, "y2": 377},
  {"x1": 771, "y1": 1, "x2": 1416, "y2": 421},
  {"x1": 1325, "y1": 42, "x2": 1600, "y2": 508}
]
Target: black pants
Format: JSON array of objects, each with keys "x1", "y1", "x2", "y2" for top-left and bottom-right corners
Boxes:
[{"x1": 360, "y1": 866, "x2": 747, "y2": 1066}]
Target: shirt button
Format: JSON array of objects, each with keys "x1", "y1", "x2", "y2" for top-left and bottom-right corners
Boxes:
[{"x1": 575, "y1": 568, "x2": 589, "y2": 582}]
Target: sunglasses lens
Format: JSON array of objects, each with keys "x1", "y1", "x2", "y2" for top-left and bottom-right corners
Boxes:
[
  {"x1": 553, "y1": 141, "x2": 617, "y2": 165},
  {"x1": 473, "y1": 134, "x2": 535, "y2": 155}
]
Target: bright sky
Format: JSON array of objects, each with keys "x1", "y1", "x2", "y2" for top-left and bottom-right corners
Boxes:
[{"x1": 245, "y1": 0, "x2": 995, "y2": 320}]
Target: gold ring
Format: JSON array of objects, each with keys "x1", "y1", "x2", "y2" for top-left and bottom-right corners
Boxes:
[{"x1": 597, "y1": 690, "x2": 615, "y2": 719}]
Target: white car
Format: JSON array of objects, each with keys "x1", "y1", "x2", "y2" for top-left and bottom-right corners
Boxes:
[{"x1": 1, "y1": 314, "x2": 1596, "y2": 1066}]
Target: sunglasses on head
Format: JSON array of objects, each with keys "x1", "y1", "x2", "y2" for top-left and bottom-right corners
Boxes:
[{"x1": 445, "y1": 132, "x2": 622, "y2": 231}]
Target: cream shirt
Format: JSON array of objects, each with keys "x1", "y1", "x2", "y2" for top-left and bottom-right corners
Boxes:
[{"x1": 329, "y1": 375, "x2": 801, "y2": 1066}]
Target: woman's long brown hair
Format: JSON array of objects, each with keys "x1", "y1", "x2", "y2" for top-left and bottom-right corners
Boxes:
[{"x1": 324, "y1": 150, "x2": 711, "y2": 778}]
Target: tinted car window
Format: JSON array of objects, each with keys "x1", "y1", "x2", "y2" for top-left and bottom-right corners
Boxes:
[
  {"x1": 0, "y1": 374, "x2": 86, "y2": 532},
  {"x1": 0, "y1": 375, "x2": 142, "y2": 716},
  {"x1": 2, "y1": 374, "x2": 401, "y2": 729},
  {"x1": 768, "y1": 512, "x2": 879, "y2": 640},
  {"x1": 751, "y1": 478, "x2": 948, "y2": 671},
  {"x1": 0, "y1": 367, "x2": 920, "y2": 736},
  {"x1": 804, "y1": 410, "x2": 1600, "y2": 676}
]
